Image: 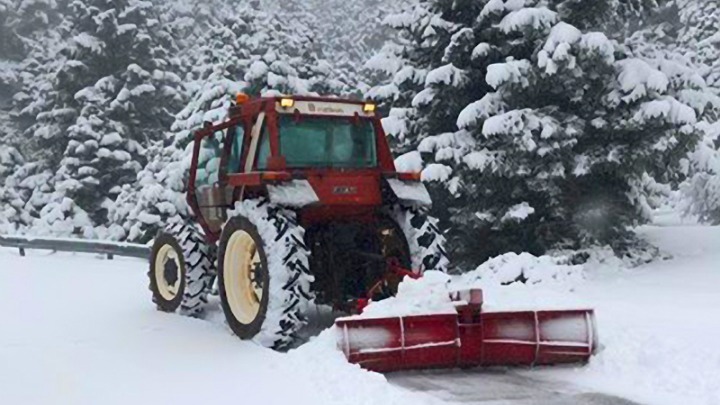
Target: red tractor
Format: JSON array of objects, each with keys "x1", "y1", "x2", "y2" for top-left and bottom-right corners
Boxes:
[{"x1": 148, "y1": 95, "x2": 448, "y2": 349}]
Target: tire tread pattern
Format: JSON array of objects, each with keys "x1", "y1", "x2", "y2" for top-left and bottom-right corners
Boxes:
[
  {"x1": 148, "y1": 222, "x2": 215, "y2": 316},
  {"x1": 226, "y1": 199, "x2": 314, "y2": 349},
  {"x1": 392, "y1": 205, "x2": 449, "y2": 274}
]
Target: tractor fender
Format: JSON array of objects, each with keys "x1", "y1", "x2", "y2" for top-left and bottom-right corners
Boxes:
[
  {"x1": 386, "y1": 178, "x2": 432, "y2": 208},
  {"x1": 266, "y1": 180, "x2": 320, "y2": 208}
]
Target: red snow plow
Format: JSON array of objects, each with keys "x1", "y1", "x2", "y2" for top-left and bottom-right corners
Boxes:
[{"x1": 336, "y1": 288, "x2": 597, "y2": 372}]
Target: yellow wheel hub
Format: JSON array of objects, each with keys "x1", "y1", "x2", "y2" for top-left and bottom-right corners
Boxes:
[
  {"x1": 224, "y1": 230, "x2": 264, "y2": 325},
  {"x1": 154, "y1": 244, "x2": 181, "y2": 301}
]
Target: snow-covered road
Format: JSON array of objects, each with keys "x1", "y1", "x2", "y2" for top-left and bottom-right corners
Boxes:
[
  {"x1": 1, "y1": 222, "x2": 718, "y2": 404},
  {"x1": 389, "y1": 369, "x2": 641, "y2": 404}
]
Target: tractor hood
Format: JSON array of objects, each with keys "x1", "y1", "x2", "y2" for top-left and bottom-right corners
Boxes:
[{"x1": 265, "y1": 174, "x2": 432, "y2": 209}]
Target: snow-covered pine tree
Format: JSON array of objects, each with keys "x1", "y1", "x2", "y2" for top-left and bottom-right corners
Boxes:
[
  {"x1": 108, "y1": 139, "x2": 188, "y2": 242},
  {"x1": 682, "y1": 121, "x2": 720, "y2": 224},
  {"x1": 0, "y1": 0, "x2": 16, "y2": 145},
  {"x1": 297, "y1": 0, "x2": 411, "y2": 94},
  {"x1": 110, "y1": 1, "x2": 255, "y2": 242},
  {"x1": 0, "y1": 1, "x2": 73, "y2": 234},
  {"x1": 553, "y1": 0, "x2": 663, "y2": 33},
  {"x1": 675, "y1": 0, "x2": 720, "y2": 89},
  {"x1": 365, "y1": 1, "x2": 457, "y2": 156},
  {"x1": 0, "y1": 1, "x2": 23, "y2": 149},
  {"x1": 0, "y1": 143, "x2": 85, "y2": 237},
  {"x1": 624, "y1": 4, "x2": 720, "y2": 186},
  {"x1": 109, "y1": 1, "x2": 339, "y2": 241},
  {"x1": 21, "y1": 0, "x2": 183, "y2": 235},
  {"x1": 369, "y1": 0, "x2": 705, "y2": 265},
  {"x1": 0, "y1": 0, "x2": 22, "y2": 61},
  {"x1": 667, "y1": 0, "x2": 720, "y2": 223},
  {"x1": 0, "y1": 0, "x2": 63, "y2": 62},
  {"x1": 0, "y1": 145, "x2": 24, "y2": 233},
  {"x1": 241, "y1": 5, "x2": 335, "y2": 97}
]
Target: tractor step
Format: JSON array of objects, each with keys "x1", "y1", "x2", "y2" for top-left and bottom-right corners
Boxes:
[{"x1": 335, "y1": 289, "x2": 597, "y2": 372}]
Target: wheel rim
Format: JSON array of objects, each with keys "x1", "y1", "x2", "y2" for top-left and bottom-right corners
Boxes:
[
  {"x1": 224, "y1": 230, "x2": 264, "y2": 325},
  {"x1": 154, "y1": 244, "x2": 181, "y2": 301}
]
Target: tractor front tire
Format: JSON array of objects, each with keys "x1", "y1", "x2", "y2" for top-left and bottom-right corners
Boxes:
[
  {"x1": 148, "y1": 223, "x2": 215, "y2": 316},
  {"x1": 219, "y1": 200, "x2": 313, "y2": 350}
]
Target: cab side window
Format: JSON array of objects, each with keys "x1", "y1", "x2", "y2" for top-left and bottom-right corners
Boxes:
[
  {"x1": 227, "y1": 126, "x2": 245, "y2": 173},
  {"x1": 256, "y1": 123, "x2": 271, "y2": 170},
  {"x1": 195, "y1": 131, "x2": 223, "y2": 191}
]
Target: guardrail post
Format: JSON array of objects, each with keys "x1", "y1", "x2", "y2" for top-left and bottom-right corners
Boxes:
[
  {"x1": 19, "y1": 247, "x2": 25, "y2": 257},
  {"x1": 107, "y1": 253, "x2": 114, "y2": 260}
]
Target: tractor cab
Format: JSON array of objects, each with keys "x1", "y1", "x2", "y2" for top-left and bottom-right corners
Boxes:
[
  {"x1": 187, "y1": 95, "x2": 430, "y2": 242},
  {"x1": 259, "y1": 102, "x2": 378, "y2": 170}
]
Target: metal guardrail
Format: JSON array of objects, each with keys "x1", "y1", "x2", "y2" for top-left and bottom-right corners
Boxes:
[{"x1": 0, "y1": 235, "x2": 150, "y2": 260}]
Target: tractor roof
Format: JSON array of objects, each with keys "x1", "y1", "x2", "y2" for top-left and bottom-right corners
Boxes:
[
  {"x1": 261, "y1": 95, "x2": 368, "y2": 105},
  {"x1": 231, "y1": 95, "x2": 376, "y2": 118}
]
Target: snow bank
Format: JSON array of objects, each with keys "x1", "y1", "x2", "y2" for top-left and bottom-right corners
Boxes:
[
  {"x1": 358, "y1": 271, "x2": 458, "y2": 318},
  {"x1": 353, "y1": 252, "x2": 587, "y2": 320}
]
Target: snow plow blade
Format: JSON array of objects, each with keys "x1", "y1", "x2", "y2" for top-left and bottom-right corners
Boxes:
[{"x1": 335, "y1": 289, "x2": 597, "y2": 372}]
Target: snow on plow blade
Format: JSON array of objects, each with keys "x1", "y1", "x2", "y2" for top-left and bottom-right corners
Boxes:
[{"x1": 335, "y1": 289, "x2": 597, "y2": 373}]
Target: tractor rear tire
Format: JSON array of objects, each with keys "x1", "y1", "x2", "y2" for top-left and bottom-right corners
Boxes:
[
  {"x1": 148, "y1": 223, "x2": 215, "y2": 316},
  {"x1": 219, "y1": 199, "x2": 313, "y2": 350},
  {"x1": 392, "y1": 206, "x2": 449, "y2": 274}
]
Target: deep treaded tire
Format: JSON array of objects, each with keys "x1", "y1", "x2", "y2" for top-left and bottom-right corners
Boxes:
[
  {"x1": 148, "y1": 223, "x2": 215, "y2": 316},
  {"x1": 392, "y1": 205, "x2": 449, "y2": 274},
  {"x1": 219, "y1": 199, "x2": 313, "y2": 350}
]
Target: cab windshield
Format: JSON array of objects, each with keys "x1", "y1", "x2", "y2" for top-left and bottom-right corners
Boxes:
[{"x1": 277, "y1": 115, "x2": 377, "y2": 168}]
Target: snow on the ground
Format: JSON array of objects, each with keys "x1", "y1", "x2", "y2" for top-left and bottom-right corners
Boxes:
[
  {"x1": 1, "y1": 215, "x2": 718, "y2": 405},
  {"x1": 539, "y1": 222, "x2": 720, "y2": 405},
  {"x1": 0, "y1": 250, "x2": 438, "y2": 405}
]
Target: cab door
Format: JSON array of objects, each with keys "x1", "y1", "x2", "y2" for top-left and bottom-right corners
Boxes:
[
  {"x1": 192, "y1": 129, "x2": 226, "y2": 234},
  {"x1": 189, "y1": 121, "x2": 247, "y2": 233}
]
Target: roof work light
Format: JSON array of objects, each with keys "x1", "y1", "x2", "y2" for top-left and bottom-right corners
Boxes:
[{"x1": 236, "y1": 93, "x2": 250, "y2": 104}]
